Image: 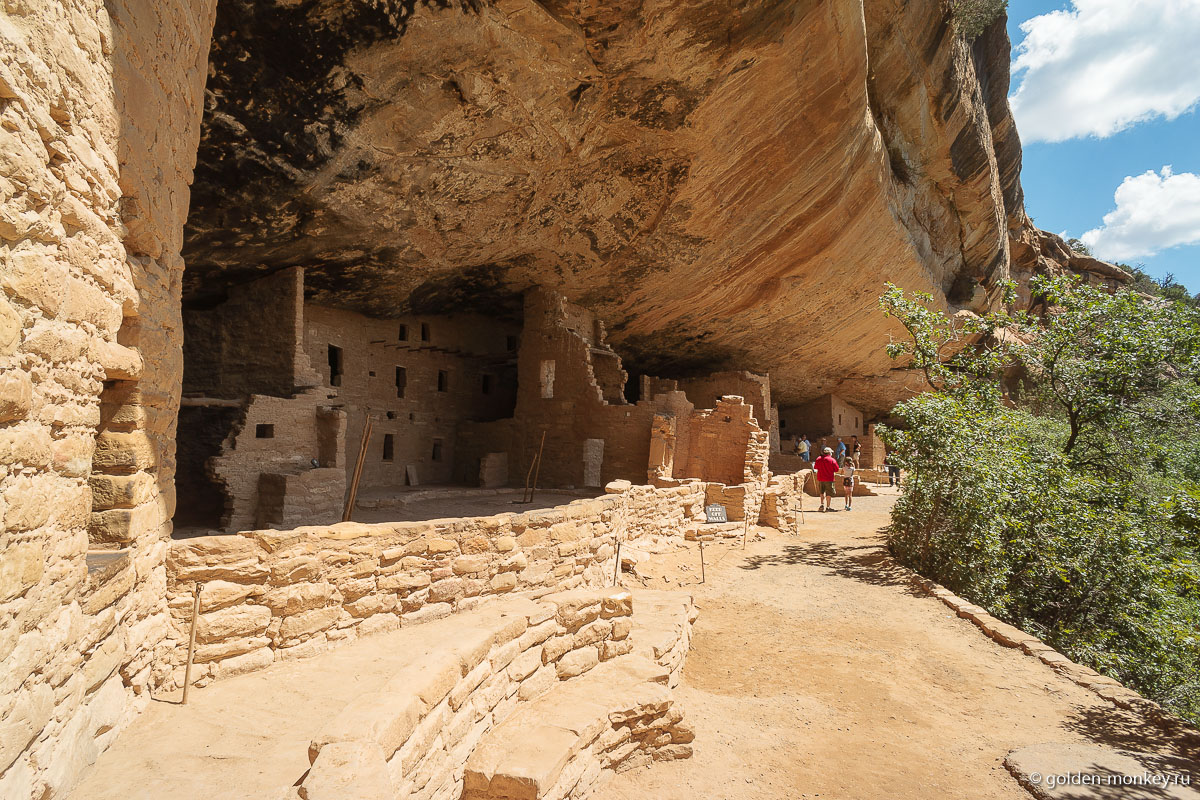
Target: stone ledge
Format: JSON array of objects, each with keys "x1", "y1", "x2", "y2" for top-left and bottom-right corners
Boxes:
[
  {"x1": 463, "y1": 656, "x2": 692, "y2": 800},
  {"x1": 300, "y1": 587, "x2": 635, "y2": 800}
]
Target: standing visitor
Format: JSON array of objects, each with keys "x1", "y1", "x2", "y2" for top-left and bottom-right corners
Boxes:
[
  {"x1": 885, "y1": 452, "x2": 900, "y2": 487},
  {"x1": 814, "y1": 447, "x2": 839, "y2": 512},
  {"x1": 849, "y1": 435, "x2": 862, "y2": 466},
  {"x1": 842, "y1": 457, "x2": 856, "y2": 510},
  {"x1": 835, "y1": 438, "x2": 847, "y2": 465},
  {"x1": 799, "y1": 435, "x2": 811, "y2": 462}
]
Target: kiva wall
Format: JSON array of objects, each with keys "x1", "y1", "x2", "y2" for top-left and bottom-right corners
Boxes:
[{"x1": 161, "y1": 481, "x2": 712, "y2": 686}]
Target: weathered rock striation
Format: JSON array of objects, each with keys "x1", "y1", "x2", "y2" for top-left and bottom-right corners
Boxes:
[{"x1": 180, "y1": 0, "x2": 1082, "y2": 416}]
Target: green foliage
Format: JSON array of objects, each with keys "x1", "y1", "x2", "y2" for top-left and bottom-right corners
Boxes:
[
  {"x1": 1124, "y1": 265, "x2": 1200, "y2": 309},
  {"x1": 1065, "y1": 237, "x2": 1092, "y2": 257},
  {"x1": 879, "y1": 278, "x2": 1200, "y2": 724},
  {"x1": 950, "y1": 0, "x2": 1008, "y2": 39}
]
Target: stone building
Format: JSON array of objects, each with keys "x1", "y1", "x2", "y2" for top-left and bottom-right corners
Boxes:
[{"x1": 174, "y1": 270, "x2": 772, "y2": 534}]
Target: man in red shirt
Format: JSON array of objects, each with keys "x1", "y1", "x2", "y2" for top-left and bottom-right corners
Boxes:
[{"x1": 813, "y1": 446, "x2": 840, "y2": 512}]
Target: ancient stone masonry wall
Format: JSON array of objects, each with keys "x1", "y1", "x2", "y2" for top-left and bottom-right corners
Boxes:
[
  {"x1": 676, "y1": 371, "x2": 770, "y2": 427},
  {"x1": 779, "y1": 392, "x2": 866, "y2": 445},
  {"x1": 0, "y1": 1, "x2": 217, "y2": 797},
  {"x1": 302, "y1": 303, "x2": 519, "y2": 491},
  {"x1": 182, "y1": 266, "x2": 318, "y2": 399},
  {"x1": 207, "y1": 389, "x2": 347, "y2": 532},
  {"x1": 161, "y1": 481, "x2": 715, "y2": 686},
  {"x1": 459, "y1": 290, "x2": 774, "y2": 495},
  {"x1": 178, "y1": 267, "x2": 521, "y2": 529}
]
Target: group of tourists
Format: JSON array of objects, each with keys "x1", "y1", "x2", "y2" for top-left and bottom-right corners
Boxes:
[
  {"x1": 788, "y1": 432, "x2": 902, "y2": 511},
  {"x1": 790, "y1": 434, "x2": 862, "y2": 512}
]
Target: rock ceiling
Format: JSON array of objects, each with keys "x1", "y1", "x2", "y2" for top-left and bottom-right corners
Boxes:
[{"x1": 182, "y1": 0, "x2": 1065, "y2": 416}]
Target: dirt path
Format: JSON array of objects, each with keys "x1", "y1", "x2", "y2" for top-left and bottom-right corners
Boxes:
[{"x1": 597, "y1": 489, "x2": 1192, "y2": 800}]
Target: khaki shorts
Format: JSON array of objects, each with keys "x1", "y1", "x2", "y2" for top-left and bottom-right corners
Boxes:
[{"x1": 818, "y1": 481, "x2": 835, "y2": 495}]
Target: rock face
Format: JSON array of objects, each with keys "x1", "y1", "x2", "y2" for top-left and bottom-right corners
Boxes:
[{"x1": 181, "y1": 0, "x2": 1065, "y2": 416}]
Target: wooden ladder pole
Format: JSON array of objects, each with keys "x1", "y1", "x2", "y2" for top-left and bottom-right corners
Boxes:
[
  {"x1": 342, "y1": 415, "x2": 373, "y2": 522},
  {"x1": 182, "y1": 583, "x2": 201, "y2": 705},
  {"x1": 528, "y1": 430, "x2": 546, "y2": 503},
  {"x1": 699, "y1": 539, "x2": 706, "y2": 583}
]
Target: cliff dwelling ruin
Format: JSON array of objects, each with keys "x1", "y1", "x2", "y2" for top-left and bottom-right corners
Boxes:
[{"x1": 0, "y1": 1, "x2": 1145, "y2": 799}]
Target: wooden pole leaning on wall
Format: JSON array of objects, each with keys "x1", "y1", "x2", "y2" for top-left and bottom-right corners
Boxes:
[
  {"x1": 529, "y1": 430, "x2": 546, "y2": 502},
  {"x1": 342, "y1": 415, "x2": 373, "y2": 522},
  {"x1": 699, "y1": 539, "x2": 706, "y2": 583},
  {"x1": 520, "y1": 430, "x2": 546, "y2": 504},
  {"x1": 182, "y1": 583, "x2": 201, "y2": 705}
]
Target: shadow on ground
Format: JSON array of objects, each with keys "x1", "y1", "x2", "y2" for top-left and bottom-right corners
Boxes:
[
  {"x1": 1060, "y1": 704, "x2": 1200, "y2": 763},
  {"x1": 740, "y1": 536, "x2": 924, "y2": 595}
]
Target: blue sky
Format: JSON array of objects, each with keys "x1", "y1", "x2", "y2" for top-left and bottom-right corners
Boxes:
[{"x1": 1006, "y1": 0, "x2": 1200, "y2": 292}]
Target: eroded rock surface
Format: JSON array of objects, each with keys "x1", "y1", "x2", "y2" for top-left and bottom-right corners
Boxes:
[{"x1": 184, "y1": 0, "x2": 1069, "y2": 415}]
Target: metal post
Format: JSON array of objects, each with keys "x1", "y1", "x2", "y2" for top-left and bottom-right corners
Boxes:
[
  {"x1": 612, "y1": 541, "x2": 621, "y2": 586},
  {"x1": 699, "y1": 539, "x2": 706, "y2": 583},
  {"x1": 182, "y1": 583, "x2": 201, "y2": 705}
]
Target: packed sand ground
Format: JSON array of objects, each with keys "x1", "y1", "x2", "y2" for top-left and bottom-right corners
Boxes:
[
  {"x1": 71, "y1": 490, "x2": 1193, "y2": 800},
  {"x1": 597, "y1": 489, "x2": 1193, "y2": 800}
]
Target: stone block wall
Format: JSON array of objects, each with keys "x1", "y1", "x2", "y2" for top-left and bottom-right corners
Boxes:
[
  {"x1": 207, "y1": 389, "x2": 347, "y2": 532},
  {"x1": 303, "y1": 303, "x2": 520, "y2": 491},
  {"x1": 0, "y1": 0, "x2": 217, "y2": 796},
  {"x1": 182, "y1": 266, "x2": 318, "y2": 399},
  {"x1": 161, "y1": 481, "x2": 718, "y2": 686}
]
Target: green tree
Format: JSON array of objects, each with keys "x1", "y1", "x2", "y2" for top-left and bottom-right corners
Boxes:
[{"x1": 878, "y1": 277, "x2": 1200, "y2": 724}]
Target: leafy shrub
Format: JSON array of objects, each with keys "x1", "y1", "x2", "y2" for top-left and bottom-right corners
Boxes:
[{"x1": 879, "y1": 278, "x2": 1200, "y2": 724}]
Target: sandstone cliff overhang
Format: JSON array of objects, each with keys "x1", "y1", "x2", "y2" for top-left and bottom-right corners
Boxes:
[{"x1": 181, "y1": 0, "x2": 1069, "y2": 418}]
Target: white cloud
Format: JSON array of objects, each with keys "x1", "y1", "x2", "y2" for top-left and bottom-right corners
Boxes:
[
  {"x1": 1080, "y1": 167, "x2": 1200, "y2": 260},
  {"x1": 1010, "y1": 0, "x2": 1200, "y2": 143}
]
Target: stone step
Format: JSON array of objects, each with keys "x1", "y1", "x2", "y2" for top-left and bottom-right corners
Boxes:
[
  {"x1": 462, "y1": 655, "x2": 693, "y2": 800},
  {"x1": 300, "y1": 587, "x2": 635, "y2": 800},
  {"x1": 628, "y1": 589, "x2": 698, "y2": 686}
]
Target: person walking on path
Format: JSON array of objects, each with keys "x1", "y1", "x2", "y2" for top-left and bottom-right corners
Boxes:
[
  {"x1": 842, "y1": 457, "x2": 856, "y2": 510},
  {"x1": 835, "y1": 438, "x2": 847, "y2": 465},
  {"x1": 814, "y1": 447, "x2": 840, "y2": 512}
]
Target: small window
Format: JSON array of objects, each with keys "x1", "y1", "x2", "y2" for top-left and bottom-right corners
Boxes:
[
  {"x1": 506, "y1": 335, "x2": 518, "y2": 352},
  {"x1": 780, "y1": 419, "x2": 787, "y2": 429},
  {"x1": 481, "y1": 374, "x2": 492, "y2": 395},
  {"x1": 420, "y1": 323, "x2": 430, "y2": 342},
  {"x1": 395, "y1": 366, "x2": 407, "y2": 398},
  {"x1": 398, "y1": 324, "x2": 408, "y2": 341},
  {"x1": 382, "y1": 434, "x2": 394, "y2": 461},
  {"x1": 328, "y1": 345, "x2": 343, "y2": 387},
  {"x1": 368, "y1": 370, "x2": 376, "y2": 377},
  {"x1": 431, "y1": 438, "x2": 443, "y2": 462},
  {"x1": 437, "y1": 370, "x2": 448, "y2": 392},
  {"x1": 255, "y1": 423, "x2": 274, "y2": 439},
  {"x1": 540, "y1": 360, "x2": 555, "y2": 399},
  {"x1": 838, "y1": 414, "x2": 842, "y2": 425}
]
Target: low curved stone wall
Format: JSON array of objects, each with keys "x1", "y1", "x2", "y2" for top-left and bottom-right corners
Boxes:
[{"x1": 163, "y1": 481, "x2": 716, "y2": 687}]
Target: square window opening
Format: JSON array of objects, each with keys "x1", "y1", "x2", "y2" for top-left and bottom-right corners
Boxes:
[{"x1": 255, "y1": 423, "x2": 274, "y2": 439}]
